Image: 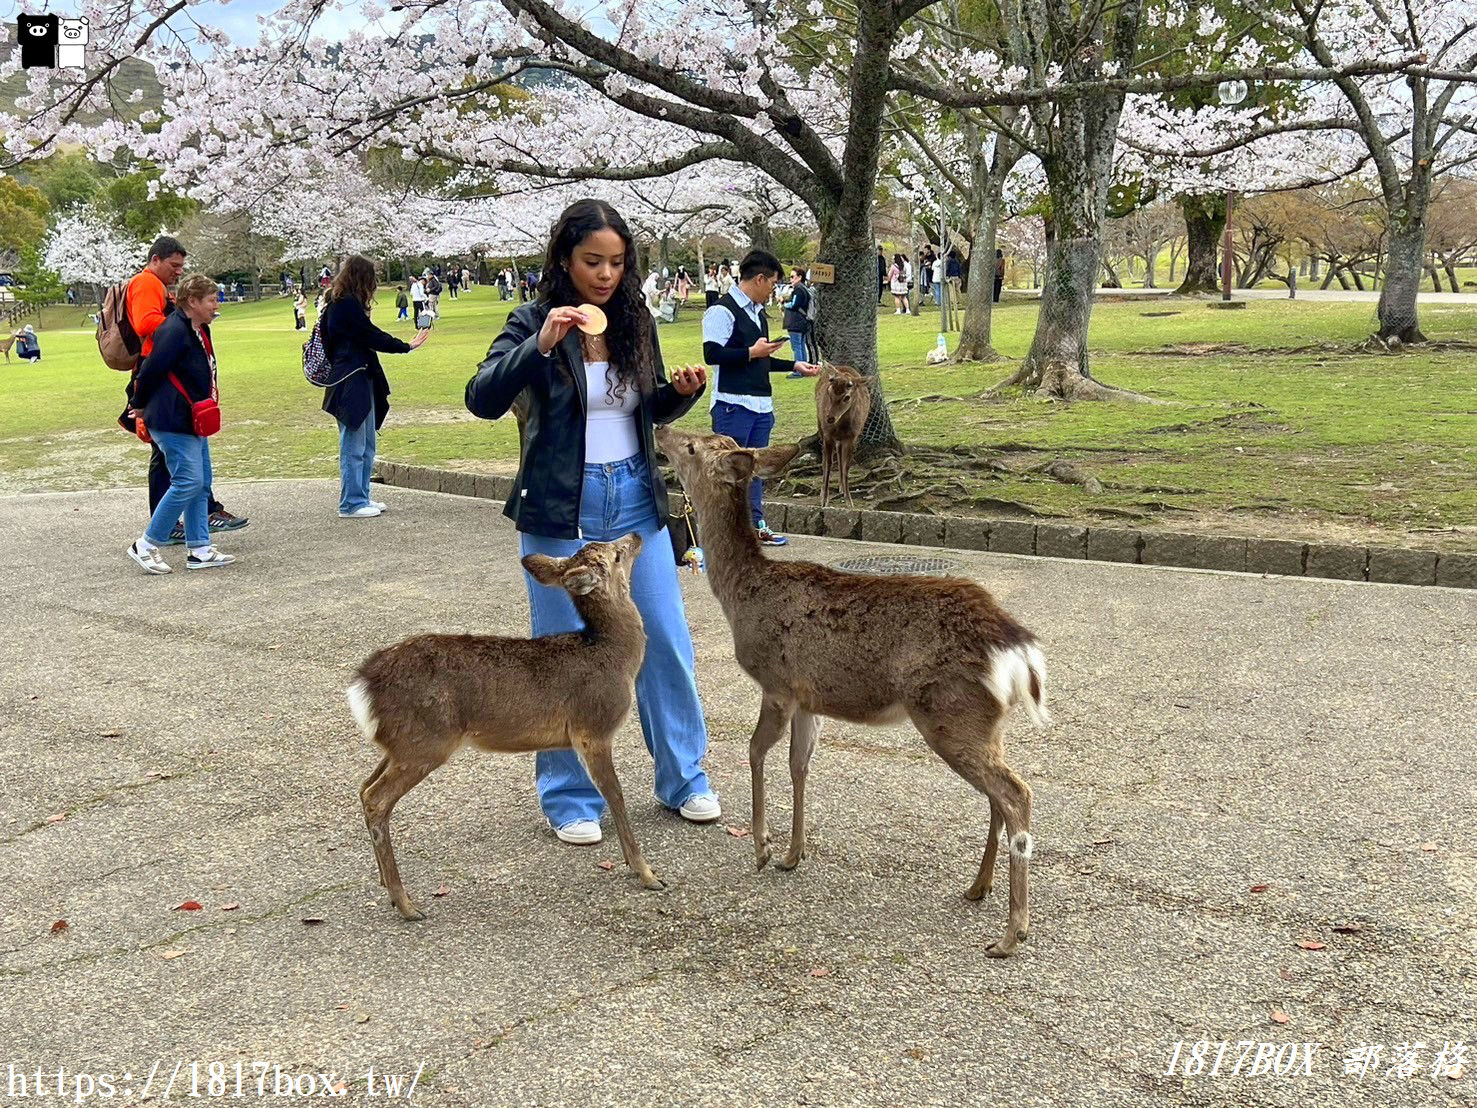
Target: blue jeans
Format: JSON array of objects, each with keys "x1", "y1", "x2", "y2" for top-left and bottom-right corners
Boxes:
[
  {"x1": 934, "y1": 282, "x2": 943, "y2": 305},
  {"x1": 788, "y1": 330, "x2": 809, "y2": 365},
  {"x1": 520, "y1": 455, "x2": 713, "y2": 827},
  {"x1": 337, "y1": 414, "x2": 377, "y2": 513},
  {"x1": 711, "y1": 401, "x2": 774, "y2": 527},
  {"x1": 146, "y1": 431, "x2": 212, "y2": 548}
]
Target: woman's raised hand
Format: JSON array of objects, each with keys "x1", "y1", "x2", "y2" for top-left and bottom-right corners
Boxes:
[
  {"x1": 409, "y1": 329, "x2": 431, "y2": 349},
  {"x1": 537, "y1": 306, "x2": 589, "y2": 355},
  {"x1": 670, "y1": 365, "x2": 707, "y2": 396}
]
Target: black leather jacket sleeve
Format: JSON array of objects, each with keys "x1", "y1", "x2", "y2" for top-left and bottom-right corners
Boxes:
[{"x1": 465, "y1": 306, "x2": 555, "y2": 420}]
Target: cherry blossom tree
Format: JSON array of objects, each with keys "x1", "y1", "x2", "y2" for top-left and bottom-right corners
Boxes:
[{"x1": 42, "y1": 206, "x2": 144, "y2": 287}]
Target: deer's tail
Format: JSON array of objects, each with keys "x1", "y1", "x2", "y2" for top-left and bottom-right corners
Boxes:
[{"x1": 983, "y1": 642, "x2": 1050, "y2": 727}]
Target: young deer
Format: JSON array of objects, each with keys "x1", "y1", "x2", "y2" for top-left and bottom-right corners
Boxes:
[
  {"x1": 348, "y1": 535, "x2": 663, "y2": 920},
  {"x1": 656, "y1": 426, "x2": 1048, "y2": 957},
  {"x1": 815, "y1": 364, "x2": 871, "y2": 508}
]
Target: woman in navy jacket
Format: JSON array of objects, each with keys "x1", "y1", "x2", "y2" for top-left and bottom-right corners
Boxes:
[
  {"x1": 321, "y1": 255, "x2": 429, "y2": 518},
  {"x1": 126, "y1": 275, "x2": 235, "y2": 574},
  {"x1": 465, "y1": 198, "x2": 717, "y2": 846}
]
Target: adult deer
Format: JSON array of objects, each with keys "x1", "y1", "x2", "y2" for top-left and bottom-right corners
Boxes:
[
  {"x1": 656, "y1": 426, "x2": 1048, "y2": 957},
  {"x1": 815, "y1": 363, "x2": 871, "y2": 508},
  {"x1": 348, "y1": 535, "x2": 663, "y2": 920}
]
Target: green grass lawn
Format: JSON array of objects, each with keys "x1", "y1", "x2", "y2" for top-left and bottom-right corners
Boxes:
[{"x1": 4, "y1": 285, "x2": 1475, "y2": 550}]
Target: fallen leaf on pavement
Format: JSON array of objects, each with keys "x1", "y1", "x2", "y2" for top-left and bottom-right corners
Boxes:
[
  {"x1": 726, "y1": 827, "x2": 750, "y2": 838},
  {"x1": 172, "y1": 900, "x2": 203, "y2": 912},
  {"x1": 300, "y1": 917, "x2": 326, "y2": 926},
  {"x1": 808, "y1": 967, "x2": 832, "y2": 978},
  {"x1": 50, "y1": 919, "x2": 69, "y2": 934},
  {"x1": 432, "y1": 885, "x2": 450, "y2": 897},
  {"x1": 99, "y1": 729, "x2": 122, "y2": 738},
  {"x1": 46, "y1": 813, "x2": 66, "y2": 824},
  {"x1": 354, "y1": 1013, "x2": 370, "y2": 1025},
  {"x1": 596, "y1": 860, "x2": 615, "y2": 871},
  {"x1": 1249, "y1": 884, "x2": 1268, "y2": 893},
  {"x1": 1270, "y1": 1009, "x2": 1290, "y2": 1024},
  {"x1": 335, "y1": 1004, "x2": 351, "y2": 1011},
  {"x1": 1421, "y1": 842, "x2": 1437, "y2": 852},
  {"x1": 1332, "y1": 922, "x2": 1363, "y2": 934},
  {"x1": 1296, "y1": 940, "x2": 1327, "y2": 951},
  {"x1": 1277, "y1": 967, "x2": 1294, "y2": 981},
  {"x1": 160, "y1": 949, "x2": 189, "y2": 960},
  {"x1": 218, "y1": 903, "x2": 240, "y2": 912}
]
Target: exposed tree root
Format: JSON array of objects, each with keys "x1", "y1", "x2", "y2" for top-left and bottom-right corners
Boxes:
[{"x1": 984, "y1": 359, "x2": 1164, "y2": 404}]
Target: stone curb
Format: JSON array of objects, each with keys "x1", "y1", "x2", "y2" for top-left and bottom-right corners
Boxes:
[{"x1": 373, "y1": 461, "x2": 1475, "y2": 590}]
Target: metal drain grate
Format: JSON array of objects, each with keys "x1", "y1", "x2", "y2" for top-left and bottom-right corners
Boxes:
[{"x1": 832, "y1": 555, "x2": 966, "y2": 577}]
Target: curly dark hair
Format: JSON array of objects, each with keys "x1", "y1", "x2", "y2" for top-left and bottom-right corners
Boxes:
[
  {"x1": 329, "y1": 255, "x2": 378, "y2": 310},
  {"x1": 538, "y1": 199, "x2": 654, "y2": 405}
]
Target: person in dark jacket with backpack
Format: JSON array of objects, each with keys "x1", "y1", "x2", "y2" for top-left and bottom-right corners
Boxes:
[
  {"x1": 464, "y1": 197, "x2": 716, "y2": 847},
  {"x1": 322, "y1": 255, "x2": 429, "y2": 518},
  {"x1": 126, "y1": 275, "x2": 237, "y2": 575},
  {"x1": 782, "y1": 267, "x2": 813, "y2": 377}
]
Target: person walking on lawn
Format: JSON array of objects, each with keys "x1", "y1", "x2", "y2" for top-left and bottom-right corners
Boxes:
[
  {"x1": 122, "y1": 235, "x2": 248, "y2": 544},
  {"x1": 702, "y1": 248, "x2": 820, "y2": 546}
]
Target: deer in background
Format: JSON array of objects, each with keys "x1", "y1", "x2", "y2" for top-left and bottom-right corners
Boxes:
[
  {"x1": 815, "y1": 363, "x2": 871, "y2": 508},
  {"x1": 657, "y1": 425, "x2": 1049, "y2": 958},
  {"x1": 348, "y1": 535, "x2": 663, "y2": 920}
]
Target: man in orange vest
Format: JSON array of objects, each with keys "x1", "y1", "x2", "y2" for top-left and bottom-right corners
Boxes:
[{"x1": 126, "y1": 235, "x2": 248, "y2": 541}]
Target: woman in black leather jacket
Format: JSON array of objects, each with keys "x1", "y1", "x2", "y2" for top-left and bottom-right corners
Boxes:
[
  {"x1": 465, "y1": 198, "x2": 717, "y2": 846},
  {"x1": 322, "y1": 255, "x2": 429, "y2": 518}
]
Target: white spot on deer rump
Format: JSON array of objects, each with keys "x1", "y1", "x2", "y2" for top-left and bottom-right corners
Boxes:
[{"x1": 347, "y1": 678, "x2": 379, "y2": 741}]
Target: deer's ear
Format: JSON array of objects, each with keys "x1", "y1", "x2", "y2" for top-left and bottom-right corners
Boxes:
[
  {"x1": 521, "y1": 554, "x2": 564, "y2": 586},
  {"x1": 716, "y1": 451, "x2": 756, "y2": 485},
  {"x1": 561, "y1": 567, "x2": 601, "y2": 596},
  {"x1": 752, "y1": 442, "x2": 802, "y2": 478}
]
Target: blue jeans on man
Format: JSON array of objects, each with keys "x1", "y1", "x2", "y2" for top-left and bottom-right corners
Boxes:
[
  {"x1": 787, "y1": 330, "x2": 809, "y2": 367},
  {"x1": 337, "y1": 413, "x2": 377, "y2": 513},
  {"x1": 520, "y1": 455, "x2": 714, "y2": 828},
  {"x1": 711, "y1": 400, "x2": 774, "y2": 528}
]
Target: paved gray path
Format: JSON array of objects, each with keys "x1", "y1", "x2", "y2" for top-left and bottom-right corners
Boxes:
[{"x1": 2, "y1": 481, "x2": 1474, "y2": 1107}]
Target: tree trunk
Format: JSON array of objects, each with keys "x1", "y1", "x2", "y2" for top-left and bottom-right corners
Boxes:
[
  {"x1": 1375, "y1": 215, "x2": 1429, "y2": 345},
  {"x1": 956, "y1": 129, "x2": 1018, "y2": 362},
  {"x1": 1175, "y1": 193, "x2": 1226, "y2": 295},
  {"x1": 1143, "y1": 245, "x2": 1159, "y2": 288},
  {"x1": 1425, "y1": 264, "x2": 1443, "y2": 292},
  {"x1": 991, "y1": 87, "x2": 1154, "y2": 403},
  {"x1": 1100, "y1": 257, "x2": 1122, "y2": 288},
  {"x1": 1443, "y1": 257, "x2": 1460, "y2": 293},
  {"x1": 1167, "y1": 240, "x2": 1180, "y2": 283}
]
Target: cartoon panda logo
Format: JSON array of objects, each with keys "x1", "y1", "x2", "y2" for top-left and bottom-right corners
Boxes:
[
  {"x1": 58, "y1": 16, "x2": 88, "y2": 68},
  {"x1": 17, "y1": 13, "x2": 60, "y2": 69}
]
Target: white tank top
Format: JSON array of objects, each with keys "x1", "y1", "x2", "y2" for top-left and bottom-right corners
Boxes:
[{"x1": 583, "y1": 361, "x2": 640, "y2": 463}]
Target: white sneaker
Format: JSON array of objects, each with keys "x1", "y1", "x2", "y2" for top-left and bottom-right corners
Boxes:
[
  {"x1": 678, "y1": 793, "x2": 722, "y2": 823},
  {"x1": 128, "y1": 541, "x2": 171, "y2": 575},
  {"x1": 186, "y1": 546, "x2": 237, "y2": 570},
  {"x1": 369, "y1": 500, "x2": 387, "y2": 512},
  {"x1": 339, "y1": 505, "x2": 383, "y2": 518},
  {"x1": 554, "y1": 819, "x2": 603, "y2": 845}
]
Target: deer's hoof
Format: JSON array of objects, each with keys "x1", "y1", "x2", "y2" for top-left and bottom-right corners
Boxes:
[
  {"x1": 755, "y1": 847, "x2": 772, "y2": 871},
  {"x1": 963, "y1": 881, "x2": 991, "y2": 902},
  {"x1": 775, "y1": 850, "x2": 805, "y2": 871},
  {"x1": 395, "y1": 902, "x2": 426, "y2": 922},
  {"x1": 641, "y1": 874, "x2": 667, "y2": 892}
]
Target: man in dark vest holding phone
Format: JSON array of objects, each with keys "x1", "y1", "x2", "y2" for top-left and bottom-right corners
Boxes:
[{"x1": 701, "y1": 249, "x2": 819, "y2": 546}]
